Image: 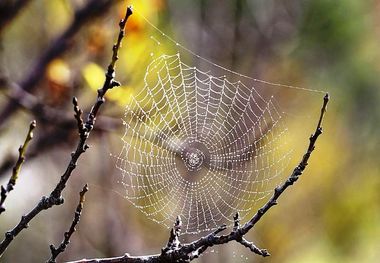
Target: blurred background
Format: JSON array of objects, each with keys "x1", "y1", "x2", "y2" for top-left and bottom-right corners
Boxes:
[{"x1": 0, "y1": 0, "x2": 379, "y2": 262}]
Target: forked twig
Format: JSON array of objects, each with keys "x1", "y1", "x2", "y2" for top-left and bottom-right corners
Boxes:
[
  {"x1": 0, "y1": 5, "x2": 133, "y2": 257},
  {"x1": 47, "y1": 185, "x2": 89, "y2": 263},
  {"x1": 68, "y1": 94, "x2": 329, "y2": 262},
  {"x1": 0, "y1": 120, "x2": 36, "y2": 214}
]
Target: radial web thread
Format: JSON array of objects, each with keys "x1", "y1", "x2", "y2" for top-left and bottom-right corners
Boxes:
[{"x1": 115, "y1": 53, "x2": 293, "y2": 234}]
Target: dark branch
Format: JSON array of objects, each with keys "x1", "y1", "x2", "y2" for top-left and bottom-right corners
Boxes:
[
  {"x1": 0, "y1": 120, "x2": 36, "y2": 214},
  {"x1": 0, "y1": 0, "x2": 116, "y2": 129},
  {"x1": 238, "y1": 237, "x2": 270, "y2": 257},
  {"x1": 239, "y1": 93, "x2": 330, "y2": 235},
  {"x1": 68, "y1": 94, "x2": 329, "y2": 263},
  {"x1": 0, "y1": 0, "x2": 32, "y2": 35},
  {"x1": 0, "y1": 111, "x2": 120, "y2": 181},
  {"x1": 47, "y1": 184, "x2": 89, "y2": 263},
  {"x1": 163, "y1": 216, "x2": 182, "y2": 253},
  {"x1": 0, "y1": 5, "x2": 133, "y2": 257},
  {"x1": 0, "y1": 78, "x2": 120, "y2": 134},
  {"x1": 73, "y1": 97, "x2": 86, "y2": 140}
]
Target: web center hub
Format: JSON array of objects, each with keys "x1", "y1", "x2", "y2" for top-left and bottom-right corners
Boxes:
[{"x1": 183, "y1": 148, "x2": 205, "y2": 171}]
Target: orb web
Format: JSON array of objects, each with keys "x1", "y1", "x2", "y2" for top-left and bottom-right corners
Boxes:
[{"x1": 115, "y1": 53, "x2": 292, "y2": 234}]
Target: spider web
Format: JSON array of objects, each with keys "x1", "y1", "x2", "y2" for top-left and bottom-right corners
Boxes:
[{"x1": 114, "y1": 53, "x2": 293, "y2": 234}]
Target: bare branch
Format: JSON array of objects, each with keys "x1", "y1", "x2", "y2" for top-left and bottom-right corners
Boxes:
[
  {"x1": 0, "y1": 0, "x2": 117, "y2": 129},
  {"x1": 237, "y1": 238, "x2": 270, "y2": 257},
  {"x1": 68, "y1": 93, "x2": 329, "y2": 263},
  {"x1": 47, "y1": 184, "x2": 89, "y2": 263},
  {"x1": 239, "y1": 93, "x2": 330, "y2": 236},
  {"x1": 0, "y1": 5, "x2": 133, "y2": 257},
  {"x1": 69, "y1": 254, "x2": 161, "y2": 263},
  {"x1": 0, "y1": 120, "x2": 36, "y2": 214},
  {"x1": 0, "y1": 78, "x2": 120, "y2": 139},
  {"x1": 163, "y1": 216, "x2": 182, "y2": 253},
  {"x1": 232, "y1": 212, "x2": 240, "y2": 232},
  {"x1": 0, "y1": 0, "x2": 32, "y2": 35}
]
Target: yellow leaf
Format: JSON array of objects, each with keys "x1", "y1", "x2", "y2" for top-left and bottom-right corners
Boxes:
[
  {"x1": 47, "y1": 59, "x2": 71, "y2": 85},
  {"x1": 82, "y1": 63, "x2": 105, "y2": 92}
]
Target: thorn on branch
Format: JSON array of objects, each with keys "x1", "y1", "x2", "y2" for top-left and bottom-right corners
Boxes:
[
  {"x1": 0, "y1": 120, "x2": 36, "y2": 214},
  {"x1": 110, "y1": 80, "x2": 121, "y2": 89}
]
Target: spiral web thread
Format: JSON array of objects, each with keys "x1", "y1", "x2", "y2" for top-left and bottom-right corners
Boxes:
[{"x1": 115, "y1": 53, "x2": 292, "y2": 234}]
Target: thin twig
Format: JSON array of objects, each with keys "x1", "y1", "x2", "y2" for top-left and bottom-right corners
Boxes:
[
  {"x1": 0, "y1": 120, "x2": 36, "y2": 214},
  {"x1": 239, "y1": 93, "x2": 329, "y2": 235},
  {"x1": 0, "y1": 76, "x2": 120, "y2": 134},
  {"x1": 239, "y1": 237, "x2": 269, "y2": 256},
  {"x1": 0, "y1": 112, "x2": 121, "y2": 180},
  {"x1": 0, "y1": 113, "x2": 119, "y2": 181},
  {"x1": 0, "y1": 5, "x2": 133, "y2": 257},
  {"x1": 47, "y1": 184, "x2": 89, "y2": 263},
  {"x1": 68, "y1": 94, "x2": 329, "y2": 263},
  {"x1": 0, "y1": 78, "x2": 120, "y2": 181}
]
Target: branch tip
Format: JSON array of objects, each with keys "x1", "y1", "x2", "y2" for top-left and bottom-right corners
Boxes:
[
  {"x1": 30, "y1": 120, "x2": 36, "y2": 129},
  {"x1": 324, "y1": 92, "x2": 330, "y2": 103},
  {"x1": 0, "y1": 120, "x2": 36, "y2": 215},
  {"x1": 233, "y1": 213, "x2": 240, "y2": 231},
  {"x1": 239, "y1": 238, "x2": 270, "y2": 257},
  {"x1": 122, "y1": 6, "x2": 133, "y2": 26},
  {"x1": 47, "y1": 184, "x2": 89, "y2": 262},
  {"x1": 175, "y1": 215, "x2": 182, "y2": 227},
  {"x1": 234, "y1": 212, "x2": 240, "y2": 220},
  {"x1": 79, "y1": 184, "x2": 89, "y2": 202}
]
